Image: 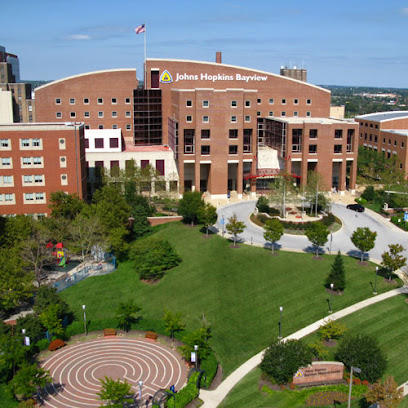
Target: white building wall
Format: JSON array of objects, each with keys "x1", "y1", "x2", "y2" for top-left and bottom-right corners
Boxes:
[{"x1": 0, "y1": 89, "x2": 13, "y2": 124}]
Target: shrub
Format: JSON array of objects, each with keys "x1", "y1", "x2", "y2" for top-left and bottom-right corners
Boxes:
[
  {"x1": 260, "y1": 339, "x2": 313, "y2": 384},
  {"x1": 170, "y1": 372, "x2": 200, "y2": 408},
  {"x1": 356, "y1": 197, "x2": 367, "y2": 205},
  {"x1": 353, "y1": 377, "x2": 361, "y2": 385},
  {"x1": 317, "y1": 319, "x2": 347, "y2": 341},
  {"x1": 335, "y1": 333, "x2": 387, "y2": 383},
  {"x1": 361, "y1": 186, "x2": 375, "y2": 202},
  {"x1": 256, "y1": 196, "x2": 270, "y2": 213},
  {"x1": 48, "y1": 339, "x2": 66, "y2": 351},
  {"x1": 308, "y1": 340, "x2": 329, "y2": 360},
  {"x1": 35, "y1": 338, "x2": 50, "y2": 351}
]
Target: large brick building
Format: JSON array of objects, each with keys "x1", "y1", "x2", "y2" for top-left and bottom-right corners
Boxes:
[
  {"x1": 34, "y1": 53, "x2": 358, "y2": 198},
  {"x1": 0, "y1": 123, "x2": 86, "y2": 217}
]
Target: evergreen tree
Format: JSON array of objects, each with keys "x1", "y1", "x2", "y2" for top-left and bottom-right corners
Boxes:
[{"x1": 325, "y1": 251, "x2": 346, "y2": 291}]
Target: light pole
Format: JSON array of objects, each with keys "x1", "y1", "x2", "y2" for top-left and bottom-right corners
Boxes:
[
  {"x1": 194, "y1": 345, "x2": 199, "y2": 369},
  {"x1": 373, "y1": 266, "x2": 378, "y2": 295},
  {"x1": 278, "y1": 306, "x2": 283, "y2": 339},
  {"x1": 138, "y1": 380, "x2": 143, "y2": 401},
  {"x1": 22, "y1": 329, "x2": 30, "y2": 346},
  {"x1": 82, "y1": 305, "x2": 87, "y2": 335},
  {"x1": 329, "y1": 283, "x2": 334, "y2": 313},
  {"x1": 347, "y1": 366, "x2": 361, "y2": 408}
]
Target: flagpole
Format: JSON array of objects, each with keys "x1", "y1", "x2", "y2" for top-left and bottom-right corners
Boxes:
[{"x1": 144, "y1": 21, "x2": 147, "y2": 90}]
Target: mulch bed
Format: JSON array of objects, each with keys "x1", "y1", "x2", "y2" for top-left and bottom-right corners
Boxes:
[
  {"x1": 323, "y1": 339, "x2": 337, "y2": 348},
  {"x1": 357, "y1": 261, "x2": 369, "y2": 266},
  {"x1": 208, "y1": 365, "x2": 223, "y2": 390},
  {"x1": 305, "y1": 390, "x2": 348, "y2": 406},
  {"x1": 384, "y1": 278, "x2": 398, "y2": 285},
  {"x1": 141, "y1": 278, "x2": 161, "y2": 285},
  {"x1": 229, "y1": 244, "x2": 240, "y2": 248},
  {"x1": 325, "y1": 288, "x2": 343, "y2": 296}
]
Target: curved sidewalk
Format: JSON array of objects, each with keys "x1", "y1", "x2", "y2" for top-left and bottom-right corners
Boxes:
[{"x1": 200, "y1": 286, "x2": 408, "y2": 408}]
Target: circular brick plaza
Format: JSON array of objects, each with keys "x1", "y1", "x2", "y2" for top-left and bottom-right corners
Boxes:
[{"x1": 40, "y1": 337, "x2": 187, "y2": 408}]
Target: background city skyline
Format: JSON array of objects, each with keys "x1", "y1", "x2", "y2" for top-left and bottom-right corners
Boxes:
[{"x1": 2, "y1": 0, "x2": 408, "y2": 88}]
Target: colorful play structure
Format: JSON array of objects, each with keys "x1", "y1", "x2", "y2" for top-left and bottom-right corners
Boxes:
[{"x1": 47, "y1": 242, "x2": 69, "y2": 267}]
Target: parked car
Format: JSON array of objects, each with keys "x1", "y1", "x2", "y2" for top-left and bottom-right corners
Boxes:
[{"x1": 346, "y1": 203, "x2": 365, "y2": 212}]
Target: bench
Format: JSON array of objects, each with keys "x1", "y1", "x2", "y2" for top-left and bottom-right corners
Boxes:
[
  {"x1": 145, "y1": 331, "x2": 158, "y2": 341},
  {"x1": 103, "y1": 328, "x2": 116, "y2": 337}
]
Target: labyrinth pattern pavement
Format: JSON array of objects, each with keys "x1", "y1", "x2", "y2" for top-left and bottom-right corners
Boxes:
[{"x1": 40, "y1": 338, "x2": 187, "y2": 408}]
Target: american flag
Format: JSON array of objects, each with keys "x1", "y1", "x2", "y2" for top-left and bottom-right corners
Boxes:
[{"x1": 135, "y1": 24, "x2": 145, "y2": 34}]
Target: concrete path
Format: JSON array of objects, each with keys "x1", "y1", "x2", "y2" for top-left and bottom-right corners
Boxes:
[{"x1": 199, "y1": 286, "x2": 408, "y2": 408}]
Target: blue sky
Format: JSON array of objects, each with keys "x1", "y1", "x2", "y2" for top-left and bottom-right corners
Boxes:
[{"x1": 2, "y1": 0, "x2": 408, "y2": 87}]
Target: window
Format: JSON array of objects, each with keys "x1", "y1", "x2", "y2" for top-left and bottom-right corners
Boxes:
[
  {"x1": 402, "y1": 142, "x2": 405, "y2": 148},
  {"x1": 231, "y1": 100, "x2": 237, "y2": 107},
  {"x1": 111, "y1": 98, "x2": 117, "y2": 104},
  {"x1": 32, "y1": 139, "x2": 40, "y2": 147},
  {"x1": 309, "y1": 129, "x2": 318, "y2": 138},
  {"x1": 201, "y1": 145, "x2": 210, "y2": 155},
  {"x1": 369, "y1": 134, "x2": 372, "y2": 142},
  {"x1": 383, "y1": 138, "x2": 386, "y2": 143},
  {"x1": 95, "y1": 138, "x2": 104, "y2": 148},
  {"x1": 84, "y1": 111, "x2": 90, "y2": 117},
  {"x1": 309, "y1": 145, "x2": 317, "y2": 154},
  {"x1": 56, "y1": 112, "x2": 62, "y2": 118},
  {"x1": 113, "y1": 124, "x2": 118, "y2": 129},
  {"x1": 126, "y1": 124, "x2": 131, "y2": 130},
  {"x1": 306, "y1": 111, "x2": 311, "y2": 117},
  {"x1": 85, "y1": 125, "x2": 90, "y2": 129},
  {"x1": 365, "y1": 133, "x2": 368, "y2": 140},
  {"x1": 34, "y1": 175, "x2": 43, "y2": 183},
  {"x1": 388, "y1": 139, "x2": 391, "y2": 145},
  {"x1": 202, "y1": 100, "x2": 209, "y2": 108},
  {"x1": 245, "y1": 100, "x2": 251, "y2": 107},
  {"x1": 243, "y1": 129, "x2": 252, "y2": 152},
  {"x1": 306, "y1": 99, "x2": 312, "y2": 105},
  {"x1": 374, "y1": 135, "x2": 378, "y2": 143},
  {"x1": 334, "y1": 145, "x2": 342, "y2": 153},
  {"x1": 268, "y1": 111, "x2": 274, "y2": 116},
  {"x1": 156, "y1": 159, "x2": 165, "y2": 176},
  {"x1": 70, "y1": 112, "x2": 76, "y2": 118},
  {"x1": 125, "y1": 111, "x2": 131, "y2": 117},
  {"x1": 257, "y1": 98, "x2": 261, "y2": 104},
  {"x1": 231, "y1": 116, "x2": 237, "y2": 123},
  {"x1": 186, "y1": 100, "x2": 192, "y2": 107},
  {"x1": 3, "y1": 176, "x2": 12, "y2": 184},
  {"x1": 25, "y1": 193, "x2": 34, "y2": 201},
  {"x1": 201, "y1": 130, "x2": 210, "y2": 139},
  {"x1": 4, "y1": 194, "x2": 13, "y2": 202},
  {"x1": 2, "y1": 158, "x2": 11, "y2": 166},
  {"x1": 394, "y1": 140, "x2": 397, "y2": 146},
  {"x1": 281, "y1": 98, "x2": 286, "y2": 104},
  {"x1": 245, "y1": 115, "x2": 251, "y2": 122},
  {"x1": 335, "y1": 129, "x2": 343, "y2": 139},
  {"x1": 33, "y1": 157, "x2": 42, "y2": 165},
  {"x1": 141, "y1": 160, "x2": 149, "y2": 169},
  {"x1": 229, "y1": 145, "x2": 238, "y2": 155},
  {"x1": 202, "y1": 115, "x2": 209, "y2": 123},
  {"x1": 281, "y1": 111, "x2": 286, "y2": 117},
  {"x1": 294, "y1": 98, "x2": 299, "y2": 105},
  {"x1": 269, "y1": 98, "x2": 274, "y2": 104},
  {"x1": 98, "y1": 111, "x2": 104, "y2": 118},
  {"x1": 35, "y1": 193, "x2": 44, "y2": 200},
  {"x1": 83, "y1": 98, "x2": 89, "y2": 104},
  {"x1": 294, "y1": 111, "x2": 298, "y2": 117},
  {"x1": 84, "y1": 139, "x2": 89, "y2": 148},
  {"x1": 22, "y1": 157, "x2": 31, "y2": 165},
  {"x1": 186, "y1": 115, "x2": 192, "y2": 122},
  {"x1": 0, "y1": 139, "x2": 10, "y2": 148},
  {"x1": 229, "y1": 129, "x2": 238, "y2": 139},
  {"x1": 375, "y1": 125, "x2": 379, "y2": 129},
  {"x1": 125, "y1": 97, "x2": 131, "y2": 104},
  {"x1": 99, "y1": 125, "x2": 104, "y2": 129},
  {"x1": 21, "y1": 139, "x2": 30, "y2": 147},
  {"x1": 109, "y1": 138, "x2": 119, "y2": 148},
  {"x1": 97, "y1": 98, "x2": 103, "y2": 104},
  {"x1": 112, "y1": 111, "x2": 117, "y2": 118},
  {"x1": 257, "y1": 111, "x2": 261, "y2": 116},
  {"x1": 55, "y1": 98, "x2": 61, "y2": 104},
  {"x1": 23, "y1": 175, "x2": 33, "y2": 183},
  {"x1": 69, "y1": 98, "x2": 75, "y2": 104}
]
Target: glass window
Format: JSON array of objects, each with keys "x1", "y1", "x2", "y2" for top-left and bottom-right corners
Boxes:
[
  {"x1": 294, "y1": 98, "x2": 299, "y2": 105},
  {"x1": 126, "y1": 124, "x2": 131, "y2": 130},
  {"x1": 229, "y1": 145, "x2": 238, "y2": 154},
  {"x1": 335, "y1": 130, "x2": 343, "y2": 139},
  {"x1": 201, "y1": 130, "x2": 210, "y2": 139},
  {"x1": 229, "y1": 129, "x2": 238, "y2": 138},
  {"x1": 201, "y1": 145, "x2": 210, "y2": 155},
  {"x1": 33, "y1": 157, "x2": 42, "y2": 165},
  {"x1": 293, "y1": 111, "x2": 298, "y2": 117},
  {"x1": 3, "y1": 176, "x2": 12, "y2": 184},
  {"x1": 110, "y1": 138, "x2": 119, "y2": 148},
  {"x1": 113, "y1": 124, "x2": 118, "y2": 129},
  {"x1": 32, "y1": 139, "x2": 40, "y2": 147},
  {"x1": 281, "y1": 99, "x2": 286, "y2": 104},
  {"x1": 83, "y1": 98, "x2": 89, "y2": 104},
  {"x1": 5, "y1": 194, "x2": 13, "y2": 201},
  {"x1": 95, "y1": 138, "x2": 104, "y2": 148},
  {"x1": 56, "y1": 112, "x2": 62, "y2": 118},
  {"x1": 22, "y1": 157, "x2": 31, "y2": 165},
  {"x1": 111, "y1": 98, "x2": 117, "y2": 104},
  {"x1": 281, "y1": 111, "x2": 286, "y2": 117},
  {"x1": 269, "y1": 98, "x2": 274, "y2": 104},
  {"x1": 112, "y1": 111, "x2": 117, "y2": 118},
  {"x1": 25, "y1": 193, "x2": 34, "y2": 201},
  {"x1": 84, "y1": 111, "x2": 90, "y2": 117},
  {"x1": 24, "y1": 175, "x2": 33, "y2": 183},
  {"x1": 245, "y1": 115, "x2": 251, "y2": 122},
  {"x1": 186, "y1": 100, "x2": 192, "y2": 107},
  {"x1": 202, "y1": 100, "x2": 209, "y2": 108},
  {"x1": 245, "y1": 100, "x2": 251, "y2": 107},
  {"x1": 21, "y1": 139, "x2": 30, "y2": 147},
  {"x1": 69, "y1": 98, "x2": 75, "y2": 104},
  {"x1": 309, "y1": 129, "x2": 318, "y2": 138},
  {"x1": 231, "y1": 116, "x2": 237, "y2": 123},
  {"x1": 34, "y1": 175, "x2": 43, "y2": 183},
  {"x1": 306, "y1": 111, "x2": 311, "y2": 117},
  {"x1": 257, "y1": 98, "x2": 261, "y2": 104},
  {"x1": 268, "y1": 111, "x2": 274, "y2": 116},
  {"x1": 202, "y1": 115, "x2": 209, "y2": 123},
  {"x1": 98, "y1": 111, "x2": 104, "y2": 118},
  {"x1": 126, "y1": 111, "x2": 131, "y2": 117},
  {"x1": 334, "y1": 145, "x2": 342, "y2": 153},
  {"x1": 309, "y1": 145, "x2": 317, "y2": 154},
  {"x1": 98, "y1": 98, "x2": 103, "y2": 104},
  {"x1": 2, "y1": 158, "x2": 11, "y2": 165},
  {"x1": 125, "y1": 97, "x2": 131, "y2": 104},
  {"x1": 186, "y1": 115, "x2": 192, "y2": 122},
  {"x1": 231, "y1": 100, "x2": 237, "y2": 107},
  {"x1": 35, "y1": 193, "x2": 44, "y2": 200},
  {"x1": 306, "y1": 99, "x2": 312, "y2": 105},
  {"x1": 70, "y1": 112, "x2": 76, "y2": 118},
  {"x1": 55, "y1": 98, "x2": 61, "y2": 104}
]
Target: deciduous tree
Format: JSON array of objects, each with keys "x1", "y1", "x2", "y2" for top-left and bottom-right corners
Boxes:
[
  {"x1": 49, "y1": 191, "x2": 84, "y2": 220},
  {"x1": 115, "y1": 300, "x2": 141, "y2": 332},
  {"x1": 198, "y1": 202, "x2": 218, "y2": 236},
  {"x1": 365, "y1": 376, "x2": 403, "y2": 408},
  {"x1": 350, "y1": 227, "x2": 377, "y2": 262},
  {"x1": 305, "y1": 222, "x2": 329, "y2": 257},
  {"x1": 178, "y1": 191, "x2": 204, "y2": 225},
  {"x1": 226, "y1": 213, "x2": 245, "y2": 247},
  {"x1": 163, "y1": 309, "x2": 186, "y2": 342},
  {"x1": 263, "y1": 218, "x2": 284, "y2": 254},
  {"x1": 97, "y1": 376, "x2": 134, "y2": 408},
  {"x1": 381, "y1": 243, "x2": 407, "y2": 281}
]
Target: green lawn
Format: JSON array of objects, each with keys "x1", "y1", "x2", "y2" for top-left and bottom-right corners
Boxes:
[
  {"x1": 220, "y1": 294, "x2": 408, "y2": 407},
  {"x1": 61, "y1": 222, "x2": 400, "y2": 378}
]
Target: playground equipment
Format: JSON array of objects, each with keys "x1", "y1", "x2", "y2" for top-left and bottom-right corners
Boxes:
[{"x1": 47, "y1": 242, "x2": 69, "y2": 267}]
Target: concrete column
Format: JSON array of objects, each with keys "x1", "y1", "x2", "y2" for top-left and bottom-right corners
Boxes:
[
  {"x1": 348, "y1": 160, "x2": 357, "y2": 191},
  {"x1": 165, "y1": 180, "x2": 170, "y2": 192},
  {"x1": 237, "y1": 160, "x2": 243, "y2": 197},
  {"x1": 338, "y1": 161, "x2": 346, "y2": 192},
  {"x1": 300, "y1": 160, "x2": 308, "y2": 189},
  {"x1": 194, "y1": 161, "x2": 200, "y2": 193},
  {"x1": 179, "y1": 162, "x2": 185, "y2": 195},
  {"x1": 250, "y1": 160, "x2": 257, "y2": 194}
]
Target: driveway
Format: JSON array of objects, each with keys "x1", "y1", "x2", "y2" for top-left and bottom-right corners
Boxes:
[{"x1": 216, "y1": 201, "x2": 408, "y2": 263}]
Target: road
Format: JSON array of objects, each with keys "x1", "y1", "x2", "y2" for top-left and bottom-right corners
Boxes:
[{"x1": 216, "y1": 201, "x2": 408, "y2": 263}]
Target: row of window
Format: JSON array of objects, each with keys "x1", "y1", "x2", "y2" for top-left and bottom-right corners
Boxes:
[
  {"x1": 197, "y1": 129, "x2": 252, "y2": 139},
  {"x1": 83, "y1": 124, "x2": 132, "y2": 130},
  {"x1": 90, "y1": 159, "x2": 165, "y2": 176},
  {"x1": 360, "y1": 133, "x2": 405, "y2": 148},
  {"x1": 361, "y1": 122, "x2": 379, "y2": 129},
  {"x1": 0, "y1": 192, "x2": 46, "y2": 203},
  {"x1": 1, "y1": 156, "x2": 68, "y2": 168},
  {"x1": 184, "y1": 145, "x2": 249, "y2": 155},
  {"x1": 1, "y1": 138, "x2": 42, "y2": 149},
  {"x1": 56, "y1": 97, "x2": 132, "y2": 105},
  {"x1": 57, "y1": 111, "x2": 132, "y2": 119},
  {"x1": 85, "y1": 138, "x2": 119, "y2": 149},
  {"x1": 185, "y1": 98, "x2": 312, "y2": 108},
  {"x1": 291, "y1": 144, "x2": 351, "y2": 154}
]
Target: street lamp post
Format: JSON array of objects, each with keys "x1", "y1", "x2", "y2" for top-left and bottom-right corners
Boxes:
[
  {"x1": 82, "y1": 305, "x2": 87, "y2": 336},
  {"x1": 194, "y1": 345, "x2": 199, "y2": 369},
  {"x1": 278, "y1": 306, "x2": 283, "y2": 339},
  {"x1": 329, "y1": 283, "x2": 334, "y2": 313},
  {"x1": 138, "y1": 380, "x2": 143, "y2": 401},
  {"x1": 373, "y1": 266, "x2": 378, "y2": 295},
  {"x1": 347, "y1": 366, "x2": 361, "y2": 408}
]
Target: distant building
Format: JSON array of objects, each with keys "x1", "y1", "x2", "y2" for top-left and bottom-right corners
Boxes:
[
  {"x1": 356, "y1": 111, "x2": 408, "y2": 175},
  {"x1": 0, "y1": 123, "x2": 86, "y2": 217}
]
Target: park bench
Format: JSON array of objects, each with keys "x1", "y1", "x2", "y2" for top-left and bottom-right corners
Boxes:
[
  {"x1": 145, "y1": 331, "x2": 158, "y2": 341},
  {"x1": 103, "y1": 328, "x2": 116, "y2": 337}
]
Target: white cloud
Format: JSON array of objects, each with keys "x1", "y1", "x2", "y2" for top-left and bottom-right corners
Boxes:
[
  {"x1": 65, "y1": 34, "x2": 92, "y2": 40},
  {"x1": 401, "y1": 7, "x2": 408, "y2": 15}
]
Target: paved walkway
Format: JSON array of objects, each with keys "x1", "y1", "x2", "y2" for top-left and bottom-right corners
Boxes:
[{"x1": 200, "y1": 286, "x2": 408, "y2": 408}]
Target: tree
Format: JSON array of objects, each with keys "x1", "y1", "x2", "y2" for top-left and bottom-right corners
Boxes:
[
  {"x1": 0, "y1": 215, "x2": 32, "y2": 249},
  {"x1": 140, "y1": 164, "x2": 159, "y2": 201},
  {"x1": 163, "y1": 309, "x2": 185, "y2": 342},
  {"x1": 305, "y1": 171, "x2": 329, "y2": 216},
  {"x1": 335, "y1": 332, "x2": 387, "y2": 383},
  {"x1": 8, "y1": 363, "x2": 51, "y2": 401},
  {"x1": 365, "y1": 376, "x2": 403, "y2": 408},
  {"x1": 131, "y1": 206, "x2": 152, "y2": 239},
  {"x1": 226, "y1": 213, "x2": 245, "y2": 247},
  {"x1": 197, "y1": 202, "x2": 218, "y2": 236},
  {"x1": 179, "y1": 327, "x2": 212, "y2": 362},
  {"x1": 178, "y1": 191, "x2": 204, "y2": 225},
  {"x1": 263, "y1": 218, "x2": 284, "y2": 254},
  {"x1": 305, "y1": 222, "x2": 329, "y2": 257},
  {"x1": 33, "y1": 286, "x2": 70, "y2": 321},
  {"x1": 131, "y1": 237, "x2": 181, "y2": 280},
  {"x1": 15, "y1": 314, "x2": 45, "y2": 345},
  {"x1": 350, "y1": 227, "x2": 377, "y2": 262},
  {"x1": 0, "y1": 333, "x2": 27, "y2": 376},
  {"x1": 48, "y1": 191, "x2": 84, "y2": 220},
  {"x1": 97, "y1": 376, "x2": 134, "y2": 408},
  {"x1": 39, "y1": 304, "x2": 64, "y2": 338},
  {"x1": 0, "y1": 248, "x2": 34, "y2": 312},
  {"x1": 256, "y1": 196, "x2": 270, "y2": 214},
  {"x1": 115, "y1": 300, "x2": 141, "y2": 332},
  {"x1": 325, "y1": 251, "x2": 346, "y2": 291},
  {"x1": 268, "y1": 175, "x2": 299, "y2": 217},
  {"x1": 260, "y1": 339, "x2": 313, "y2": 384},
  {"x1": 381, "y1": 244, "x2": 407, "y2": 281},
  {"x1": 317, "y1": 319, "x2": 346, "y2": 341}
]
